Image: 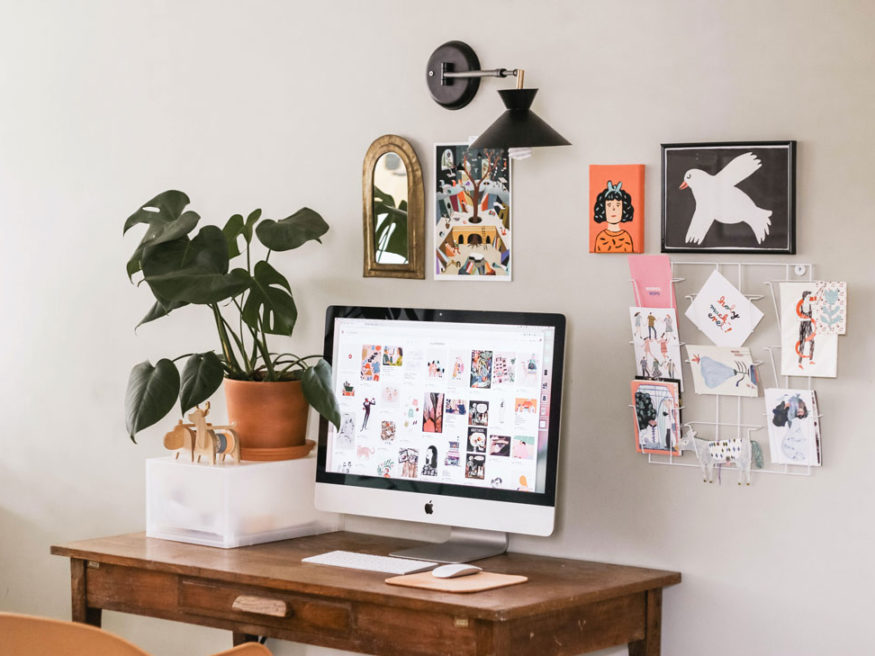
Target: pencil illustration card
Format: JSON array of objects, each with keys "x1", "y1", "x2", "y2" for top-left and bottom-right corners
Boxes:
[
  {"x1": 630, "y1": 307, "x2": 683, "y2": 390},
  {"x1": 765, "y1": 388, "x2": 821, "y2": 466}
]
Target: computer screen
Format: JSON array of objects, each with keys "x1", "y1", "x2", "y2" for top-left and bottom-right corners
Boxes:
[{"x1": 315, "y1": 306, "x2": 565, "y2": 543}]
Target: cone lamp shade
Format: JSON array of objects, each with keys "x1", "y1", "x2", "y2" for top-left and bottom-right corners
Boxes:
[{"x1": 469, "y1": 89, "x2": 571, "y2": 150}]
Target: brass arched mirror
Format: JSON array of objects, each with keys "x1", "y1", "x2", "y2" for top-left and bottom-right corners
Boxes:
[{"x1": 363, "y1": 135, "x2": 424, "y2": 278}]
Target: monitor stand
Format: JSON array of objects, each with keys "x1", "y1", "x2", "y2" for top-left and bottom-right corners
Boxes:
[{"x1": 390, "y1": 527, "x2": 508, "y2": 564}]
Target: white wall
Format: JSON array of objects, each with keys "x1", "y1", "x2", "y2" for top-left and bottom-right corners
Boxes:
[{"x1": 1, "y1": 1, "x2": 873, "y2": 654}]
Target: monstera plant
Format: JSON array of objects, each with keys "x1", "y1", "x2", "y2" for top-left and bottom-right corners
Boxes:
[{"x1": 123, "y1": 190, "x2": 340, "y2": 443}]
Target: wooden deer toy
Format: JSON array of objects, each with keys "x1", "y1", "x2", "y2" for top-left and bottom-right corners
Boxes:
[{"x1": 187, "y1": 402, "x2": 241, "y2": 465}]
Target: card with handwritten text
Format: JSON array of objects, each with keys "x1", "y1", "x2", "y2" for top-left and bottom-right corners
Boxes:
[{"x1": 684, "y1": 270, "x2": 763, "y2": 346}]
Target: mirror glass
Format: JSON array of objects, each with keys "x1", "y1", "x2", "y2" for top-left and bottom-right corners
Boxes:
[{"x1": 373, "y1": 152, "x2": 409, "y2": 264}]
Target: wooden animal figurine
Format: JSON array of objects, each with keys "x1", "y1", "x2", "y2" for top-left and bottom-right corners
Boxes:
[
  {"x1": 678, "y1": 427, "x2": 763, "y2": 486},
  {"x1": 186, "y1": 402, "x2": 241, "y2": 465},
  {"x1": 163, "y1": 420, "x2": 196, "y2": 461}
]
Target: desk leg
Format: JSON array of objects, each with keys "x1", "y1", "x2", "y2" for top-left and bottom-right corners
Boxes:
[
  {"x1": 70, "y1": 559, "x2": 102, "y2": 627},
  {"x1": 232, "y1": 633, "x2": 259, "y2": 646},
  {"x1": 628, "y1": 589, "x2": 662, "y2": 656}
]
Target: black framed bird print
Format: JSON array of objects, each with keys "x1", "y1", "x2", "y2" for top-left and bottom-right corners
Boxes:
[{"x1": 661, "y1": 141, "x2": 796, "y2": 254}]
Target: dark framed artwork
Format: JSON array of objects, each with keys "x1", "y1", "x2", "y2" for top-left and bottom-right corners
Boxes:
[{"x1": 661, "y1": 141, "x2": 796, "y2": 254}]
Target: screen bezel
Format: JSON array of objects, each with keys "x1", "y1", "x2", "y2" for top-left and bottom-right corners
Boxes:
[{"x1": 316, "y1": 305, "x2": 566, "y2": 508}]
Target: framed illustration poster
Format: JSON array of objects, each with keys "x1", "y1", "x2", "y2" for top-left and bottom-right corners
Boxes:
[
  {"x1": 661, "y1": 141, "x2": 796, "y2": 253},
  {"x1": 434, "y1": 143, "x2": 512, "y2": 280}
]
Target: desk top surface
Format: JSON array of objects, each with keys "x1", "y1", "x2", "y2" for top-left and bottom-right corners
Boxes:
[{"x1": 52, "y1": 531, "x2": 680, "y2": 621}]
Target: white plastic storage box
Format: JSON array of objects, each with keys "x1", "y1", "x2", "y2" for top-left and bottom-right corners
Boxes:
[{"x1": 146, "y1": 455, "x2": 338, "y2": 548}]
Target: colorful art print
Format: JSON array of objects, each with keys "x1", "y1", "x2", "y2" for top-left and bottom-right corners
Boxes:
[
  {"x1": 511, "y1": 435, "x2": 535, "y2": 459},
  {"x1": 514, "y1": 398, "x2": 537, "y2": 414},
  {"x1": 421, "y1": 445, "x2": 439, "y2": 476},
  {"x1": 468, "y1": 400, "x2": 489, "y2": 426},
  {"x1": 813, "y1": 281, "x2": 847, "y2": 335},
  {"x1": 685, "y1": 345, "x2": 758, "y2": 397},
  {"x1": 382, "y1": 346, "x2": 403, "y2": 366},
  {"x1": 631, "y1": 380, "x2": 681, "y2": 455},
  {"x1": 764, "y1": 388, "x2": 821, "y2": 466},
  {"x1": 684, "y1": 270, "x2": 763, "y2": 347},
  {"x1": 380, "y1": 420, "x2": 396, "y2": 442},
  {"x1": 488, "y1": 434, "x2": 511, "y2": 457},
  {"x1": 589, "y1": 164, "x2": 645, "y2": 253},
  {"x1": 451, "y1": 355, "x2": 466, "y2": 381},
  {"x1": 426, "y1": 359, "x2": 445, "y2": 379},
  {"x1": 470, "y1": 350, "x2": 493, "y2": 388},
  {"x1": 398, "y1": 448, "x2": 419, "y2": 478},
  {"x1": 360, "y1": 345, "x2": 382, "y2": 381},
  {"x1": 434, "y1": 143, "x2": 512, "y2": 281},
  {"x1": 465, "y1": 453, "x2": 486, "y2": 479},
  {"x1": 492, "y1": 352, "x2": 516, "y2": 385},
  {"x1": 444, "y1": 398, "x2": 467, "y2": 415},
  {"x1": 360, "y1": 397, "x2": 376, "y2": 431},
  {"x1": 445, "y1": 440, "x2": 461, "y2": 466},
  {"x1": 422, "y1": 392, "x2": 445, "y2": 432},
  {"x1": 376, "y1": 458, "x2": 394, "y2": 477},
  {"x1": 630, "y1": 307, "x2": 683, "y2": 389},
  {"x1": 779, "y1": 282, "x2": 838, "y2": 377},
  {"x1": 341, "y1": 381, "x2": 355, "y2": 397},
  {"x1": 661, "y1": 141, "x2": 796, "y2": 254},
  {"x1": 520, "y1": 354, "x2": 540, "y2": 384},
  {"x1": 467, "y1": 427, "x2": 487, "y2": 453}
]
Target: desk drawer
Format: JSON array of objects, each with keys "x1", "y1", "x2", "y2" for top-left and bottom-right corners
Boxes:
[{"x1": 179, "y1": 578, "x2": 351, "y2": 635}]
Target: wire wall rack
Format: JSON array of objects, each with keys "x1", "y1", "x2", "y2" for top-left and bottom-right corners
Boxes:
[{"x1": 634, "y1": 260, "x2": 822, "y2": 480}]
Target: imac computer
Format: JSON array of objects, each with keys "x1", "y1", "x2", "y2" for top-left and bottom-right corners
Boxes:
[{"x1": 315, "y1": 306, "x2": 566, "y2": 562}]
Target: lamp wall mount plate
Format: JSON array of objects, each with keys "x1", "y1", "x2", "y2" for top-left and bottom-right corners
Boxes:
[{"x1": 426, "y1": 40, "x2": 517, "y2": 110}]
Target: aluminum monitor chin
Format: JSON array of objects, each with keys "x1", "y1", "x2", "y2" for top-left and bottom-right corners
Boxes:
[{"x1": 315, "y1": 306, "x2": 565, "y2": 541}]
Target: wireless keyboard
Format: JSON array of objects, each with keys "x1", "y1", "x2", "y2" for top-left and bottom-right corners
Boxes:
[{"x1": 301, "y1": 550, "x2": 437, "y2": 575}]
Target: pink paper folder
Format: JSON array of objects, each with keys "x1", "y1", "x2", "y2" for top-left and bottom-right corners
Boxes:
[{"x1": 629, "y1": 255, "x2": 675, "y2": 309}]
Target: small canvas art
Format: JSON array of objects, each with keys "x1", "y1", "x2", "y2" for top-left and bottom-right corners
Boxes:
[
  {"x1": 685, "y1": 270, "x2": 763, "y2": 346},
  {"x1": 589, "y1": 164, "x2": 645, "y2": 253},
  {"x1": 779, "y1": 282, "x2": 838, "y2": 377},
  {"x1": 434, "y1": 143, "x2": 511, "y2": 280},
  {"x1": 628, "y1": 255, "x2": 675, "y2": 308},
  {"x1": 662, "y1": 141, "x2": 796, "y2": 254},
  {"x1": 764, "y1": 388, "x2": 821, "y2": 466},
  {"x1": 685, "y1": 345, "x2": 759, "y2": 397},
  {"x1": 813, "y1": 281, "x2": 847, "y2": 335},
  {"x1": 630, "y1": 307, "x2": 683, "y2": 388},
  {"x1": 632, "y1": 379, "x2": 681, "y2": 455}
]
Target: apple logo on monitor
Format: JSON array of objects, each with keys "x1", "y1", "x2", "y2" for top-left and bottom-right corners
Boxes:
[{"x1": 424, "y1": 500, "x2": 434, "y2": 515}]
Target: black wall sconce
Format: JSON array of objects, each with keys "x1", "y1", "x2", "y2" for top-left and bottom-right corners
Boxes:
[{"x1": 426, "y1": 40, "x2": 570, "y2": 158}]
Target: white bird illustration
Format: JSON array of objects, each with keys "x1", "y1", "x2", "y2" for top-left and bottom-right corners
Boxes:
[{"x1": 680, "y1": 152, "x2": 772, "y2": 244}]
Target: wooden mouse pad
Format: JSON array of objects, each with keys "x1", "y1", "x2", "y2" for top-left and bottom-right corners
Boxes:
[{"x1": 385, "y1": 571, "x2": 527, "y2": 593}]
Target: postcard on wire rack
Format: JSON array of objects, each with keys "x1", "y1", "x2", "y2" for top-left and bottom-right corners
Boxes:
[
  {"x1": 779, "y1": 282, "x2": 838, "y2": 377},
  {"x1": 684, "y1": 269, "x2": 763, "y2": 346},
  {"x1": 631, "y1": 379, "x2": 681, "y2": 456},
  {"x1": 685, "y1": 345, "x2": 759, "y2": 397},
  {"x1": 812, "y1": 280, "x2": 847, "y2": 335},
  {"x1": 628, "y1": 255, "x2": 675, "y2": 308},
  {"x1": 765, "y1": 388, "x2": 822, "y2": 466},
  {"x1": 434, "y1": 143, "x2": 512, "y2": 281},
  {"x1": 630, "y1": 307, "x2": 683, "y2": 390}
]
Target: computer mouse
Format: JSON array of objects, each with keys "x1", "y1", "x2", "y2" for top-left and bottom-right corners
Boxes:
[{"x1": 431, "y1": 563, "x2": 482, "y2": 578}]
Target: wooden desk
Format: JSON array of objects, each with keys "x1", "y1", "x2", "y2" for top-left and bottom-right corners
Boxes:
[{"x1": 51, "y1": 532, "x2": 680, "y2": 656}]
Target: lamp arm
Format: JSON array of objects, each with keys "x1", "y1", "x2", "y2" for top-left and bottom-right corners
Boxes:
[{"x1": 443, "y1": 68, "x2": 525, "y2": 89}]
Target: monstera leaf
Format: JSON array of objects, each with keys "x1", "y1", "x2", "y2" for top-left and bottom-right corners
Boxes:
[
  {"x1": 125, "y1": 359, "x2": 180, "y2": 442},
  {"x1": 373, "y1": 186, "x2": 408, "y2": 260},
  {"x1": 241, "y1": 261, "x2": 297, "y2": 336},
  {"x1": 179, "y1": 351, "x2": 224, "y2": 414},
  {"x1": 255, "y1": 207, "x2": 328, "y2": 251},
  {"x1": 124, "y1": 191, "x2": 199, "y2": 279},
  {"x1": 301, "y1": 359, "x2": 340, "y2": 429}
]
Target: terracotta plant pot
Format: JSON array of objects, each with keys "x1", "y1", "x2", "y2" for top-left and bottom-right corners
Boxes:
[{"x1": 223, "y1": 378, "x2": 315, "y2": 461}]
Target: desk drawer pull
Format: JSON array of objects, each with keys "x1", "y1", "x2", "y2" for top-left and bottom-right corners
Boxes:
[{"x1": 232, "y1": 595, "x2": 290, "y2": 618}]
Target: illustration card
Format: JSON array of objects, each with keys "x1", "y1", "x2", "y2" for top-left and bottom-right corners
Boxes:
[
  {"x1": 764, "y1": 388, "x2": 821, "y2": 466},
  {"x1": 589, "y1": 164, "x2": 644, "y2": 253},
  {"x1": 812, "y1": 281, "x2": 847, "y2": 335},
  {"x1": 628, "y1": 255, "x2": 675, "y2": 308},
  {"x1": 684, "y1": 270, "x2": 763, "y2": 346},
  {"x1": 631, "y1": 379, "x2": 681, "y2": 455},
  {"x1": 434, "y1": 143, "x2": 512, "y2": 281},
  {"x1": 779, "y1": 282, "x2": 838, "y2": 377},
  {"x1": 685, "y1": 345, "x2": 759, "y2": 397},
  {"x1": 630, "y1": 307, "x2": 683, "y2": 390}
]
